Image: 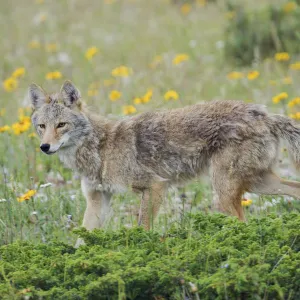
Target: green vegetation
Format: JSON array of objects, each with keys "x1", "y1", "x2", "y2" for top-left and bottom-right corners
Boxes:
[
  {"x1": 1, "y1": 213, "x2": 300, "y2": 299},
  {"x1": 225, "y1": 1, "x2": 300, "y2": 65}
]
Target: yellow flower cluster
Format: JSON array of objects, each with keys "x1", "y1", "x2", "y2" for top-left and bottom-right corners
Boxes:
[
  {"x1": 283, "y1": 2, "x2": 297, "y2": 13},
  {"x1": 289, "y1": 112, "x2": 300, "y2": 120},
  {"x1": 272, "y1": 92, "x2": 288, "y2": 104},
  {"x1": 17, "y1": 189, "x2": 37, "y2": 202},
  {"x1": 289, "y1": 62, "x2": 300, "y2": 70},
  {"x1": 123, "y1": 105, "x2": 137, "y2": 115},
  {"x1": 28, "y1": 40, "x2": 41, "y2": 49},
  {"x1": 46, "y1": 71, "x2": 62, "y2": 80},
  {"x1": 3, "y1": 67, "x2": 26, "y2": 92},
  {"x1": 85, "y1": 46, "x2": 99, "y2": 61},
  {"x1": 0, "y1": 125, "x2": 10, "y2": 133},
  {"x1": 173, "y1": 53, "x2": 189, "y2": 65},
  {"x1": 227, "y1": 71, "x2": 244, "y2": 80},
  {"x1": 180, "y1": 4, "x2": 191, "y2": 15},
  {"x1": 45, "y1": 43, "x2": 58, "y2": 53},
  {"x1": 109, "y1": 90, "x2": 122, "y2": 101},
  {"x1": 134, "y1": 89, "x2": 153, "y2": 104},
  {"x1": 247, "y1": 70, "x2": 260, "y2": 80},
  {"x1": 12, "y1": 67, "x2": 25, "y2": 78},
  {"x1": 11, "y1": 115, "x2": 31, "y2": 135},
  {"x1": 287, "y1": 97, "x2": 300, "y2": 108},
  {"x1": 111, "y1": 65, "x2": 132, "y2": 77},
  {"x1": 164, "y1": 90, "x2": 179, "y2": 101},
  {"x1": 274, "y1": 52, "x2": 290, "y2": 61},
  {"x1": 241, "y1": 199, "x2": 252, "y2": 207}
]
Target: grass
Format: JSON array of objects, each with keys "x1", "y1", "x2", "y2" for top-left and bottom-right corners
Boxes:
[{"x1": 0, "y1": 0, "x2": 300, "y2": 247}]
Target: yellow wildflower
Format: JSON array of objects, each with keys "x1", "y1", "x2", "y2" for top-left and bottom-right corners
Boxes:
[
  {"x1": 164, "y1": 90, "x2": 179, "y2": 101},
  {"x1": 247, "y1": 70, "x2": 259, "y2": 80},
  {"x1": 149, "y1": 55, "x2": 163, "y2": 69},
  {"x1": 12, "y1": 67, "x2": 25, "y2": 79},
  {"x1": 227, "y1": 71, "x2": 244, "y2": 80},
  {"x1": 111, "y1": 65, "x2": 132, "y2": 77},
  {"x1": 181, "y1": 4, "x2": 191, "y2": 15},
  {"x1": 103, "y1": 78, "x2": 116, "y2": 87},
  {"x1": 283, "y1": 2, "x2": 297, "y2": 13},
  {"x1": 274, "y1": 52, "x2": 290, "y2": 61},
  {"x1": 283, "y1": 77, "x2": 293, "y2": 85},
  {"x1": 142, "y1": 89, "x2": 153, "y2": 103},
  {"x1": 45, "y1": 43, "x2": 58, "y2": 52},
  {"x1": 88, "y1": 89, "x2": 99, "y2": 97},
  {"x1": 296, "y1": 112, "x2": 300, "y2": 119},
  {"x1": 85, "y1": 46, "x2": 98, "y2": 61},
  {"x1": 123, "y1": 105, "x2": 137, "y2": 115},
  {"x1": 272, "y1": 92, "x2": 288, "y2": 104},
  {"x1": 109, "y1": 90, "x2": 121, "y2": 101},
  {"x1": 241, "y1": 199, "x2": 252, "y2": 207},
  {"x1": 17, "y1": 190, "x2": 37, "y2": 202},
  {"x1": 172, "y1": 54, "x2": 189, "y2": 65},
  {"x1": 3, "y1": 77, "x2": 18, "y2": 92},
  {"x1": 19, "y1": 115, "x2": 31, "y2": 123},
  {"x1": 134, "y1": 97, "x2": 142, "y2": 105},
  {"x1": 28, "y1": 40, "x2": 40, "y2": 49},
  {"x1": 289, "y1": 62, "x2": 300, "y2": 70},
  {"x1": 0, "y1": 125, "x2": 10, "y2": 133},
  {"x1": 45, "y1": 71, "x2": 62, "y2": 80},
  {"x1": 288, "y1": 97, "x2": 300, "y2": 108}
]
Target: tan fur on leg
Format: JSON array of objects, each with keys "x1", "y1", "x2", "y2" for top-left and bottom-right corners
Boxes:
[
  {"x1": 138, "y1": 182, "x2": 167, "y2": 230},
  {"x1": 249, "y1": 172, "x2": 300, "y2": 199}
]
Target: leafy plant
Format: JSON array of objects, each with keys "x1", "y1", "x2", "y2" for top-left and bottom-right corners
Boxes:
[{"x1": 0, "y1": 212, "x2": 300, "y2": 299}]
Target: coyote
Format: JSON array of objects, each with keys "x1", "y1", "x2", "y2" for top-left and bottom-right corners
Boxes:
[{"x1": 30, "y1": 81, "x2": 300, "y2": 233}]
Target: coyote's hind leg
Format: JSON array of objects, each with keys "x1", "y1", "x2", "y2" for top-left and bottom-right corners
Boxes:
[
  {"x1": 211, "y1": 158, "x2": 246, "y2": 221},
  {"x1": 249, "y1": 172, "x2": 300, "y2": 199},
  {"x1": 138, "y1": 182, "x2": 167, "y2": 230}
]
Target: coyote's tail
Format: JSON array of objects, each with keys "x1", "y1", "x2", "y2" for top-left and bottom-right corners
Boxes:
[{"x1": 272, "y1": 114, "x2": 300, "y2": 169}]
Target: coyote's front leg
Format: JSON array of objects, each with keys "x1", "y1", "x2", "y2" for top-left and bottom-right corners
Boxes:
[
  {"x1": 75, "y1": 178, "x2": 112, "y2": 247},
  {"x1": 138, "y1": 182, "x2": 167, "y2": 230}
]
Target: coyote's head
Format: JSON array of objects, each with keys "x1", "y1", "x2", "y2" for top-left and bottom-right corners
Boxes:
[{"x1": 29, "y1": 81, "x2": 90, "y2": 155}]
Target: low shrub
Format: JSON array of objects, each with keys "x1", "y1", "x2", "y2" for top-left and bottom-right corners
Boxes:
[
  {"x1": 0, "y1": 212, "x2": 300, "y2": 299},
  {"x1": 224, "y1": 1, "x2": 300, "y2": 65}
]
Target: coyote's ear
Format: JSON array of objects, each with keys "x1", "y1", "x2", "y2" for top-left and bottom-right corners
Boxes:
[
  {"x1": 60, "y1": 80, "x2": 81, "y2": 108},
  {"x1": 29, "y1": 83, "x2": 48, "y2": 110}
]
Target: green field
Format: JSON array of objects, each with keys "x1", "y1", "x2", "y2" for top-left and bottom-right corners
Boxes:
[{"x1": 0, "y1": 0, "x2": 300, "y2": 298}]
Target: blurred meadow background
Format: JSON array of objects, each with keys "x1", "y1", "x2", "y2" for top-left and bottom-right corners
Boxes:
[{"x1": 1, "y1": 0, "x2": 300, "y2": 246}]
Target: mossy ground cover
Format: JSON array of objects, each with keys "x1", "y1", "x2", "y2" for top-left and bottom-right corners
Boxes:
[{"x1": 1, "y1": 213, "x2": 300, "y2": 299}]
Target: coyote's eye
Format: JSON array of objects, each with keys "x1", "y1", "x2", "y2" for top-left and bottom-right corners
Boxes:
[
  {"x1": 38, "y1": 124, "x2": 45, "y2": 129},
  {"x1": 57, "y1": 122, "x2": 66, "y2": 128}
]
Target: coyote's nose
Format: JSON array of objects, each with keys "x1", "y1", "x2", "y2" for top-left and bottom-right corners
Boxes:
[{"x1": 40, "y1": 144, "x2": 50, "y2": 153}]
